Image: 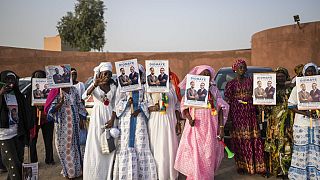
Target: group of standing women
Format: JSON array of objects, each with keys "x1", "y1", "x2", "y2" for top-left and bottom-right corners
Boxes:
[{"x1": 0, "y1": 60, "x2": 319, "y2": 180}]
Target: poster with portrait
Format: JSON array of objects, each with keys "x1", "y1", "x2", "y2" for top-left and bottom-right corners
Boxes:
[
  {"x1": 184, "y1": 74, "x2": 210, "y2": 108},
  {"x1": 22, "y1": 162, "x2": 38, "y2": 180},
  {"x1": 31, "y1": 78, "x2": 49, "y2": 106},
  {"x1": 253, "y1": 73, "x2": 277, "y2": 105},
  {"x1": 296, "y1": 75, "x2": 320, "y2": 110},
  {"x1": 45, "y1": 64, "x2": 72, "y2": 88},
  {"x1": 115, "y1": 59, "x2": 141, "y2": 92},
  {"x1": 145, "y1": 60, "x2": 169, "y2": 93}
]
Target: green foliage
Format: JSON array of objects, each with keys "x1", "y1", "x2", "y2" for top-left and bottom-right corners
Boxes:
[{"x1": 57, "y1": 0, "x2": 106, "y2": 51}]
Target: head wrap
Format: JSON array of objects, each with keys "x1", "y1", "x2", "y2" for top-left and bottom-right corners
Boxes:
[
  {"x1": 274, "y1": 67, "x2": 290, "y2": 81},
  {"x1": 44, "y1": 88, "x2": 60, "y2": 114},
  {"x1": 302, "y1": 62, "x2": 318, "y2": 76},
  {"x1": 169, "y1": 69, "x2": 182, "y2": 101},
  {"x1": 294, "y1": 64, "x2": 304, "y2": 76},
  {"x1": 179, "y1": 65, "x2": 215, "y2": 90},
  {"x1": 232, "y1": 59, "x2": 247, "y2": 72},
  {"x1": 93, "y1": 62, "x2": 113, "y2": 81}
]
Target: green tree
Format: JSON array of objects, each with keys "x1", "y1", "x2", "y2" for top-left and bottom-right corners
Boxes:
[{"x1": 57, "y1": 0, "x2": 106, "y2": 51}]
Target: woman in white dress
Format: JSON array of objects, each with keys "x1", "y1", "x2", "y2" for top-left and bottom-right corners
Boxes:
[
  {"x1": 288, "y1": 62, "x2": 320, "y2": 180},
  {"x1": 147, "y1": 83, "x2": 180, "y2": 180},
  {"x1": 82, "y1": 62, "x2": 117, "y2": 180},
  {"x1": 113, "y1": 65, "x2": 157, "y2": 180}
]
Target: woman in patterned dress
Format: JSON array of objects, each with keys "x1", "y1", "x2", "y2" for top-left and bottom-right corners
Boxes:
[
  {"x1": 264, "y1": 67, "x2": 294, "y2": 177},
  {"x1": 45, "y1": 86, "x2": 87, "y2": 179},
  {"x1": 288, "y1": 62, "x2": 320, "y2": 180},
  {"x1": 113, "y1": 65, "x2": 157, "y2": 180},
  {"x1": 174, "y1": 65, "x2": 229, "y2": 180},
  {"x1": 224, "y1": 59, "x2": 266, "y2": 175}
]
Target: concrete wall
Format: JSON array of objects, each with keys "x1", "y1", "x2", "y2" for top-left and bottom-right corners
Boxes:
[
  {"x1": 0, "y1": 46, "x2": 251, "y2": 82},
  {"x1": 252, "y1": 21, "x2": 320, "y2": 77},
  {"x1": 43, "y1": 36, "x2": 61, "y2": 51}
]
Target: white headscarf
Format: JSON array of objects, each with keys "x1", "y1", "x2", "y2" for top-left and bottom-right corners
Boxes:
[
  {"x1": 93, "y1": 62, "x2": 113, "y2": 80},
  {"x1": 303, "y1": 62, "x2": 318, "y2": 76}
]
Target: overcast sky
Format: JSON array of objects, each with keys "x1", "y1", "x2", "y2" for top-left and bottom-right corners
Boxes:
[{"x1": 0, "y1": 0, "x2": 319, "y2": 52}]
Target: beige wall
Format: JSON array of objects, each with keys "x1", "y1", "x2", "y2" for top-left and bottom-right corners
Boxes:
[
  {"x1": 252, "y1": 21, "x2": 320, "y2": 77},
  {"x1": 43, "y1": 36, "x2": 61, "y2": 51}
]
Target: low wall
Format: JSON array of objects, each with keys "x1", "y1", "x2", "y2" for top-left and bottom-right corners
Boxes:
[{"x1": 0, "y1": 46, "x2": 251, "y2": 82}]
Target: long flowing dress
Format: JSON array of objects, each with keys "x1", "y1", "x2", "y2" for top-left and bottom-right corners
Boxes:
[
  {"x1": 148, "y1": 84, "x2": 179, "y2": 180},
  {"x1": 82, "y1": 84, "x2": 117, "y2": 180},
  {"x1": 47, "y1": 87, "x2": 87, "y2": 178},
  {"x1": 113, "y1": 86, "x2": 157, "y2": 180},
  {"x1": 288, "y1": 87, "x2": 320, "y2": 180},
  {"x1": 174, "y1": 85, "x2": 230, "y2": 180},
  {"x1": 224, "y1": 77, "x2": 266, "y2": 174},
  {"x1": 265, "y1": 86, "x2": 294, "y2": 176}
]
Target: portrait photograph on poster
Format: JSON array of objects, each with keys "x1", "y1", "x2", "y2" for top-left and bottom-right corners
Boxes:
[
  {"x1": 184, "y1": 74, "x2": 210, "y2": 108},
  {"x1": 296, "y1": 75, "x2": 320, "y2": 110},
  {"x1": 253, "y1": 73, "x2": 277, "y2": 105},
  {"x1": 115, "y1": 59, "x2": 141, "y2": 92},
  {"x1": 31, "y1": 78, "x2": 49, "y2": 106},
  {"x1": 145, "y1": 60, "x2": 169, "y2": 93},
  {"x1": 45, "y1": 64, "x2": 72, "y2": 88},
  {"x1": 22, "y1": 162, "x2": 38, "y2": 180}
]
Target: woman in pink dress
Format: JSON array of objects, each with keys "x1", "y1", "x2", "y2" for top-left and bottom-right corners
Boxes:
[{"x1": 174, "y1": 65, "x2": 230, "y2": 180}]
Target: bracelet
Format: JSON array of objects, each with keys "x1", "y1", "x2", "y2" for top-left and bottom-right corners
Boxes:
[{"x1": 219, "y1": 125, "x2": 224, "y2": 128}]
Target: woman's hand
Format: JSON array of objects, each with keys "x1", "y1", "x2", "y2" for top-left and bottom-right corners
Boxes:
[
  {"x1": 217, "y1": 126, "x2": 224, "y2": 141},
  {"x1": 148, "y1": 103, "x2": 160, "y2": 112},
  {"x1": 94, "y1": 73, "x2": 108, "y2": 87},
  {"x1": 79, "y1": 120, "x2": 86, "y2": 129},
  {"x1": 131, "y1": 109, "x2": 141, "y2": 117},
  {"x1": 105, "y1": 119, "x2": 114, "y2": 128},
  {"x1": 183, "y1": 109, "x2": 194, "y2": 127}
]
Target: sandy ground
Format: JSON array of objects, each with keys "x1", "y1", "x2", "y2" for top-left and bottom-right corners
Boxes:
[{"x1": 0, "y1": 131, "x2": 279, "y2": 180}]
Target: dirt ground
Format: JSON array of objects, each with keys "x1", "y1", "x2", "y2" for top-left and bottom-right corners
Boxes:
[{"x1": 0, "y1": 131, "x2": 277, "y2": 180}]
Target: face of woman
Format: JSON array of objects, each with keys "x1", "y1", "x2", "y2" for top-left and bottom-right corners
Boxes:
[
  {"x1": 236, "y1": 63, "x2": 247, "y2": 76},
  {"x1": 305, "y1": 66, "x2": 317, "y2": 76},
  {"x1": 4, "y1": 75, "x2": 17, "y2": 90},
  {"x1": 34, "y1": 71, "x2": 46, "y2": 78},
  {"x1": 199, "y1": 69, "x2": 212, "y2": 79},
  {"x1": 276, "y1": 72, "x2": 286, "y2": 86},
  {"x1": 100, "y1": 70, "x2": 112, "y2": 82}
]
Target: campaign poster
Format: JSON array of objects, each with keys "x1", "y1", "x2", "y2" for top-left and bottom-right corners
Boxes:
[
  {"x1": 115, "y1": 59, "x2": 141, "y2": 92},
  {"x1": 253, "y1": 73, "x2": 277, "y2": 105},
  {"x1": 31, "y1": 78, "x2": 49, "y2": 106},
  {"x1": 296, "y1": 75, "x2": 320, "y2": 110},
  {"x1": 145, "y1": 60, "x2": 169, "y2": 93},
  {"x1": 184, "y1": 74, "x2": 210, "y2": 108},
  {"x1": 45, "y1": 64, "x2": 72, "y2": 88},
  {"x1": 22, "y1": 162, "x2": 38, "y2": 180}
]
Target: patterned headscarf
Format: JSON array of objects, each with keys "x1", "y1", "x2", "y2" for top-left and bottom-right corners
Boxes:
[
  {"x1": 179, "y1": 65, "x2": 215, "y2": 90},
  {"x1": 232, "y1": 59, "x2": 247, "y2": 72},
  {"x1": 274, "y1": 67, "x2": 290, "y2": 81},
  {"x1": 294, "y1": 64, "x2": 304, "y2": 76},
  {"x1": 302, "y1": 62, "x2": 318, "y2": 76}
]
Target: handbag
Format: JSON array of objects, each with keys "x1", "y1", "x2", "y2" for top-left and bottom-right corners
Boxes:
[{"x1": 100, "y1": 128, "x2": 116, "y2": 154}]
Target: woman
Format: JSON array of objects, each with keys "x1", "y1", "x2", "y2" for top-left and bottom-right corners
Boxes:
[
  {"x1": 113, "y1": 65, "x2": 157, "y2": 180},
  {"x1": 0, "y1": 70, "x2": 30, "y2": 180},
  {"x1": 82, "y1": 62, "x2": 117, "y2": 180},
  {"x1": 264, "y1": 67, "x2": 293, "y2": 177},
  {"x1": 27, "y1": 70, "x2": 55, "y2": 165},
  {"x1": 288, "y1": 62, "x2": 320, "y2": 180},
  {"x1": 224, "y1": 59, "x2": 266, "y2": 175},
  {"x1": 147, "y1": 83, "x2": 180, "y2": 180},
  {"x1": 174, "y1": 65, "x2": 229, "y2": 180},
  {"x1": 45, "y1": 85, "x2": 87, "y2": 179}
]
